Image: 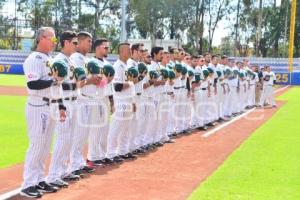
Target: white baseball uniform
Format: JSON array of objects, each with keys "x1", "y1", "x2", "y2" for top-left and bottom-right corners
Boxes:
[
  {"x1": 87, "y1": 57, "x2": 112, "y2": 162},
  {"x1": 22, "y1": 52, "x2": 62, "y2": 189},
  {"x1": 106, "y1": 59, "x2": 135, "y2": 158},
  {"x1": 47, "y1": 52, "x2": 78, "y2": 183},
  {"x1": 260, "y1": 71, "x2": 276, "y2": 106},
  {"x1": 69, "y1": 52, "x2": 94, "y2": 172}
]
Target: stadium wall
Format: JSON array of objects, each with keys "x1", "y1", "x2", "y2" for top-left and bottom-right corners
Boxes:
[{"x1": 0, "y1": 50, "x2": 299, "y2": 85}]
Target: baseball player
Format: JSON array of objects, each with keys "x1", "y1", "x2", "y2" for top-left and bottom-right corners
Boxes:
[
  {"x1": 142, "y1": 49, "x2": 152, "y2": 65},
  {"x1": 158, "y1": 51, "x2": 174, "y2": 143},
  {"x1": 127, "y1": 43, "x2": 144, "y2": 68},
  {"x1": 160, "y1": 51, "x2": 176, "y2": 139},
  {"x1": 228, "y1": 58, "x2": 239, "y2": 116},
  {"x1": 21, "y1": 27, "x2": 67, "y2": 198},
  {"x1": 133, "y1": 62, "x2": 151, "y2": 153},
  {"x1": 106, "y1": 43, "x2": 137, "y2": 163},
  {"x1": 181, "y1": 54, "x2": 194, "y2": 132},
  {"x1": 237, "y1": 61, "x2": 247, "y2": 113},
  {"x1": 149, "y1": 46, "x2": 166, "y2": 146},
  {"x1": 86, "y1": 38, "x2": 114, "y2": 167},
  {"x1": 69, "y1": 31, "x2": 100, "y2": 176},
  {"x1": 127, "y1": 43, "x2": 147, "y2": 153},
  {"x1": 259, "y1": 65, "x2": 276, "y2": 108},
  {"x1": 46, "y1": 30, "x2": 83, "y2": 188},
  {"x1": 247, "y1": 66, "x2": 259, "y2": 108},
  {"x1": 207, "y1": 55, "x2": 219, "y2": 125}
]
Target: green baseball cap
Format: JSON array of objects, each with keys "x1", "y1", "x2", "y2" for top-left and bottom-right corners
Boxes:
[
  {"x1": 74, "y1": 67, "x2": 86, "y2": 81},
  {"x1": 149, "y1": 70, "x2": 159, "y2": 79},
  {"x1": 181, "y1": 66, "x2": 188, "y2": 75},
  {"x1": 188, "y1": 70, "x2": 194, "y2": 77},
  {"x1": 174, "y1": 63, "x2": 183, "y2": 73},
  {"x1": 86, "y1": 60, "x2": 100, "y2": 74},
  {"x1": 103, "y1": 64, "x2": 115, "y2": 77},
  {"x1": 127, "y1": 67, "x2": 139, "y2": 78},
  {"x1": 207, "y1": 67, "x2": 214, "y2": 74},
  {"x1": 203, "y1": 69, "x2": 209, "y2": 78},
  {"x1": 168, "y1": 70, "x2": 175, "y2": 79},
  {"x1": 138, "y1": 63, "x2": 148, "y2": 74},
  {"x1": 52, "y1": 60, "x2": 68, "y2": 78},
  {"x1": 160, "y1": 68, "x2": 169, "y2": 79}
]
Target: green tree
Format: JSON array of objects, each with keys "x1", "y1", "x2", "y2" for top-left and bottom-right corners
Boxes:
[
  {"x1": 130, "y1": 0, "x2": 167, "y2": 46},
  {"x1": 206, "y1": 0, "x2": 232, "y2": 52}
]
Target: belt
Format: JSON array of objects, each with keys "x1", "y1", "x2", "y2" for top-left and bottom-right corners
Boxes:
[
  {"x1": 194, "y1": 88, "x2": 207, "y2": 91},
  {"x1": 174, "y1": 86, "x2": 184, "y2": 90},
  {"x1": 64, "y1": 97, "x2": 77, "y2": 101},
  {"x1": 249, "y1": 84, "x2": 255, "y2": 86},
  {"x1": 163, "y1": 92, "x2": 174, "y2": 95},
  {"x1": 81, "y1": 93, "x2": 95, "y2": 99},
  {"x1": 42, "y1": 97, "x2": 63, "y2": 104},
  {"x1": 136, "y1": 93, "x2": 142, "y2": 96}
]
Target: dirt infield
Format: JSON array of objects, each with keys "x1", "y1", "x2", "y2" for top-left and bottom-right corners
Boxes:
[
  {"x1": 0, "y1": 87, "x2": 289, "y2": 200},
  {"x1": 0, "y1": 86, "x2": 27, "y2": 96}
]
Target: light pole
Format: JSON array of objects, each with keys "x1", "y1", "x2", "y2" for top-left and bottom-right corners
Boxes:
[
  {"x1": 13, "y1": 0, "x2": 18, "y2": 50},
  {"x1": 121, "y1": 0, "x2": 127, "y2": 42}
]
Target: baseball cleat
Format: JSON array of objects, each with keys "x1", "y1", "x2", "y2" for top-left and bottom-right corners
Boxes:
[
  {"x1": 81, "y1": 166, "x2": 95, "y2": 173},
  {"x1": 49, "y1": 179, "x2": 69, "y2": 188},
  {"x1": 63, "y1": 173, "x2": 80, "y2": 181},
  {"x1": 20, "y1": 186, "x2": 42, "y2": 198},
  {"x1": 36, "y1": 181, "x2": 58, "y2": 193}
]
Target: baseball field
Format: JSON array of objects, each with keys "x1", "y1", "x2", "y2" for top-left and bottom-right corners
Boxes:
[{"x1": 0, "y1": 73, "x2": 299, "y2": 200}]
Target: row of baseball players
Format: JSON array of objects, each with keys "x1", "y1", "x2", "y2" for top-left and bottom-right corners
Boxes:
[{"x1": 20, "y1": 27, "x2": 276, "y2": 198}]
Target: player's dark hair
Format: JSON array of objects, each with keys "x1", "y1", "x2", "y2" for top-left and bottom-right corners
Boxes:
[
  {"x1": 151, "y1": 46, "x2": 164, "y2": 58},
  {"x1": 77, "y1": 31, "x2": 92, "y2": 40},
  {"x1": 169, "y1": 47, "x2": 178, "y2": 54},
  {"x1": 131, "y1": 43, "x2": 143, "y2": 54},
  {"x1": 93, "y1": 38, "x2": 108, "y2": 49},
  {"x1": 60, "y1": 30, "x2": 77, "y2": 48},
  {"x1": 118, "y1": 42, "x2": 130, "y2": 54}
]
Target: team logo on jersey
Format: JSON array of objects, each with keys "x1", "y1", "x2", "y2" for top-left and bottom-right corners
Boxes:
[
  {"x1": 27, "y1": 73, "x2": 38, "y2": 80},
  {"x1": 36, "y1": 55, "x2": 43, "y2": 59}
]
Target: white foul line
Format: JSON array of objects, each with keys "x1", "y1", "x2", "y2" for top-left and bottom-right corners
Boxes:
[
  {"x1": 0, "y1": 188, "x2": 20, "y2": 200},
  {"x1": 0, "y1": 85, "x2": 290, "y2": 200},
  {"x1": 202, "y1": 85, "x2": 289, "y2": 138},
  {"x1": 202, "y1": 108, "x2": 256, "y2": 138}
]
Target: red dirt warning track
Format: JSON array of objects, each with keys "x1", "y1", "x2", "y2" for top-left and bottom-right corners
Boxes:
[
  {"x1": 0, "y1": 86, "x2": 27, "y2": 96},
  {"x1": 0, "y1": 87, "x2": 289, "y2": 200}
]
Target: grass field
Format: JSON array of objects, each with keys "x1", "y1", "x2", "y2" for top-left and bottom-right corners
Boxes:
[
  {"x1": 0, "y1": 74, "x2": 25, "y2": 86},
  {"x1": 188, "y1": 87, "x2": 300, "y2": 200},
  {"x1": 0, "y1": 96, "x2": 28, "y2": 168}
]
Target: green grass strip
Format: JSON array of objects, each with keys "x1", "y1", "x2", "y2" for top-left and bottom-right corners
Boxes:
[
  {"x1": 188, "y1": 87, "x2": 300, "y2": 200},
  {"x1": 0, "y1": 96, "x2": 28, "y2": 168},
  {"x1": 0, "y1": 74, "x2": 25, "y2": 86}
]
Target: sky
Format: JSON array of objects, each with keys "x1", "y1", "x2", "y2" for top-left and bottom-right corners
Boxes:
[{"x1": 1, "y1": 0, "x2": 283, "y2": 46}]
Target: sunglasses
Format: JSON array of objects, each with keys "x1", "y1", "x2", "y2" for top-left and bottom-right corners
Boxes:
[
  {"x1": 146, "y1": 56, "x2": 151, "y2": 58},
  {"x1": 43, "y1": 36, "x2": 58, "y2": 44},
  {"x1": 70, "y1": 40, "x2": 78, "y2": 45}
]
